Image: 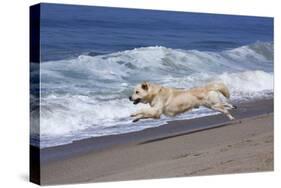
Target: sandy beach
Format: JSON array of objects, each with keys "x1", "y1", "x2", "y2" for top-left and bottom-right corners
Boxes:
[{"x1": 39, "y1": 99, "x2": 273, "y2": 185}]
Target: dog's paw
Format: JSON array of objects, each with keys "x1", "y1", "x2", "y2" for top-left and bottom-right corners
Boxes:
[
  {"x1": 229, "y1": 117, "x2": 235, "y2": 121},
  {"x1": 132, "y1": 118, "x2": 140, "y2": 122}
]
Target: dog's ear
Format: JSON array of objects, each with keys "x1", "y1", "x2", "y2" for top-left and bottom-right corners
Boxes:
[{"x1": 141, "y1": 81, "x2": 149, "y2": 91}]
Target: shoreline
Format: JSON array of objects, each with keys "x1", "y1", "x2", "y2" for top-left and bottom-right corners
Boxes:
[{"x1": 39, "y1": 99, "x2": 273, "y2": 164}]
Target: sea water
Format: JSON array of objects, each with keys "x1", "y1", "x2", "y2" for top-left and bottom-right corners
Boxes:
[{"x1": 30, "y1": 4, "x2": 273, "y2": 148}]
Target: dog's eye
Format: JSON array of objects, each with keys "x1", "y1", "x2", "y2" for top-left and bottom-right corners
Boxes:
[{"x1": 136, "y1": 91, "x2": 139, "y2": 94}]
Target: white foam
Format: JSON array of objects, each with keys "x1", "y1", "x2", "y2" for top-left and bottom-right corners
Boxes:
[
  {"x1": 219, "y1": 70, "x2": 273, "y2": 94},
  {"x1": 37, "y1": 70, "x2": 273, "y2": 142},
  {"x1": 161, "y1": 70, "x2": 273, "y2": 99},
  {"x1": 40, "y1": 41, "x2": 273, "y2": 86},
  {"x1": 39, "y1": 94, "x2": 149, "y2": 136}
]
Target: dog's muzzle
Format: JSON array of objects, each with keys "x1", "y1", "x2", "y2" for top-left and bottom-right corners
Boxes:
[
  {"x1": 129, "y1": 96, "x2": 141, "y2": 105},
  {"x1": 133, "y1": 98, "x2": 141, "y2": 104}
]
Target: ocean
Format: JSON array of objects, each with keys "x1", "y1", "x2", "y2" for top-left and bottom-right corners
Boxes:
[{"x1": 30, "y1": 3, "x2": 273, "y2": 148}]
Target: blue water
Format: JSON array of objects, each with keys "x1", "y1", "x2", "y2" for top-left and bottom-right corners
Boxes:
[
  {"x1": 31, "y1": 3, "x2": 274, "y2": 148},
  {"x1": 40, "y1": 3, "x2": 273, "y2": 61}
]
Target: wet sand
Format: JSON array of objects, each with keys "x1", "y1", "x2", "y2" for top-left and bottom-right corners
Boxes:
[{"x1": 39, "y1": 99, "x2": 273, "y2": 185}]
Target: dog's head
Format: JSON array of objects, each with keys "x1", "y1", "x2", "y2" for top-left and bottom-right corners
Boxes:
[{"x1": 129, "y1": 82, "x2": 150, "y2": 105}]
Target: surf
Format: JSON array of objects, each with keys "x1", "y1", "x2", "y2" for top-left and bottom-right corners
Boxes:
[{"x1": 30, "y1": 41, "x2": 273, "y2": 148}]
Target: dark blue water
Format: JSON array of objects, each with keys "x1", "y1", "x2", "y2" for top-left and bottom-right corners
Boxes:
[{"x1": 40, "y1": 3, "x2": 273, "y2": 61}]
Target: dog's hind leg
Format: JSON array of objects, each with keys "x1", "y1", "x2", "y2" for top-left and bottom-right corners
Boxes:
[
  {"x1": 223, "y1": 103, "x2": 237, "y2": 110},
  {"x1": 210, "y1": 104, "x2": 235, "y2": 120}
]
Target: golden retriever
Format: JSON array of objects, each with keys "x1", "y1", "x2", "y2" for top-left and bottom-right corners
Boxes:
[{"x1": 129, "y1": 82, "x2": 236, "y2": 122}]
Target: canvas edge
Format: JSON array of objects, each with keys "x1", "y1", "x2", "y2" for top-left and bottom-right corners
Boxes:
[{"x1": 29, "y1": 3, "x2": 41, "y2": 185}]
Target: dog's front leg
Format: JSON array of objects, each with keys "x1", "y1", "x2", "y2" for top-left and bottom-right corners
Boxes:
[
  {"x1": 131, "y1": 107, "x2": 162, "y2": 122},
  {"x1": 130, "y1": 109, "x2": 146, "y2": 122},
  {"x1": 131, "y1": 108, "x2": 149, "y2": 122},
  {"x1": 130, "y1": 110, "x2": 143, "y2": 118},
  {"x1": 132, "y1": 114, "x2": 143, "y2": 122}
]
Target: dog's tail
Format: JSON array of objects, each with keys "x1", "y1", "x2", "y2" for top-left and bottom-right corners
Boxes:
[{"x1": 208, "y1": 83, "x2": 230, "y2": 99}]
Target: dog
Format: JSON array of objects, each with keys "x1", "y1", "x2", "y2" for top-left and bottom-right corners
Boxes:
[{"x1": 129, "y1": 81, "x2": 236, "y2": 122}]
